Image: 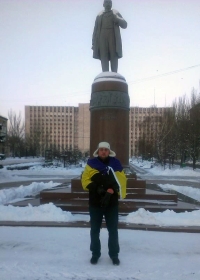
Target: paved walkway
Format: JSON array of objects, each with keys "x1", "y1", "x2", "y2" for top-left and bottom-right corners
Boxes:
[{"x1": 0, "y1": 220, "x2": 200, "y2": 233}]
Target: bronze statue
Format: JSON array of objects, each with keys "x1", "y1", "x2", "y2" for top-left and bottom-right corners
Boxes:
[{"x1": 92, "y1": 0, "x2": 127, "y2": 73}]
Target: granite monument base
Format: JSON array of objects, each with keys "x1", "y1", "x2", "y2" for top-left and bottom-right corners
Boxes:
[{"x1": 90, "y1": 72, "x2": 130, "y2": 166}]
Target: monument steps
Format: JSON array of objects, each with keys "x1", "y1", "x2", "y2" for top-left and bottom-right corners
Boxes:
[
  {"x1": 38, "y1": 177, "x2": 200, "y2": 214},
  {"x1": 45, "y1": 202, "x2": 196, "y2": 214},
  {"x1": 40, "y1": 189, "x2": 178, "y2": 204}
]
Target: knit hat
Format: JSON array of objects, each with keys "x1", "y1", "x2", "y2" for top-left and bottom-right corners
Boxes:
[{"x1": 93, "y1": 142, "x2": 116, "y2": 157}]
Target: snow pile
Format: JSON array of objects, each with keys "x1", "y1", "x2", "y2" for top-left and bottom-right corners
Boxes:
[
  {"x1": 0, "y1": 199, "x2": 200, "y2": 226},
  {"x1": 0, "y1": 202, "x2": 89, "y2": 222},
  {"x1": 0, "y1": 203, "x2": 74, "y2": 222},
  {"x1": 126, "y1": 208, "x2": 200, "y2": 226},
  {"x1": 0, "y1": 181, "x2": 60, "y2": 204},
  {"x1": 159, "y1": 184, "x2": 200, "y2": 202}
]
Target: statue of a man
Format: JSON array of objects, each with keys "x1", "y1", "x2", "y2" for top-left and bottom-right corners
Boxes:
[{"x1": 92, "y1": 0, "x2": 127, "y2": 73}]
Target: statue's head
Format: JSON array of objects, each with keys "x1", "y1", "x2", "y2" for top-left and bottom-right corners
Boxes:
[{"x1": 103, "y1": 0, "x2": 112, "y2": 11}]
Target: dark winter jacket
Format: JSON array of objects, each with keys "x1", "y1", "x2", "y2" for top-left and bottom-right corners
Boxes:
[{"x1": 81, "y1": 156, "x2": 126, "y2": 207}]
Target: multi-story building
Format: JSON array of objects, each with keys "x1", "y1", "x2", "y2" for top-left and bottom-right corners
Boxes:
[
  {"x1": 129, "y1": 107, "x2": 170, "y2": 156},
  {"x1": 25, "y1": 104, "x2": 171, "y2": 157},
  {"x1": 0, "y1": 115, "x2": 8, "y2": 155},
  {"x1": 77, "y1": 104, "x2": 90, "y2": 154},
  {"x1": 25, "y1": 106, "x2": 79, "y2": 156}
]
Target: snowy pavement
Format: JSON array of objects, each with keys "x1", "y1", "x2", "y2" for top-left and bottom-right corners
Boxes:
[
  {"x1": 130, "y1": 159, "x2": 200, "y2": 187},
  {"x1": 0, "y1": 157, "x2": 200, "y2": 227},
  {"x1": 0, "y1": 157, "x2": 44, "y2": 166},
  {"x1": 130, "y1": 158, "x2": 200, "y2": 176},
  {"x1": 0, "y1": 162, "x2": 83, "y2": 184},
  {"x1": 0, "y1": 158, "x2": 200, "y2": 279},
  {"x1": 0, "y1": 227, "x2": 200, "y2": 280}
]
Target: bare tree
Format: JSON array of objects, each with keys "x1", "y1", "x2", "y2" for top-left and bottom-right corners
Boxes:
[
  {"x1": 189, "y1": 88, "x2": 200, "y2": 169},
  {"x1": 171, "y1": 89, "x2": 200, "y2": 169},
  {"x1": 172, "y1": 96, "x2": 190, "y2": 167},
  {"x1": 25, "y1": 119, "x2": 52, "y2": 157},
  {"x1": 7, "y1": 110, "x2": 25, "y2": 157},
  {"x1": 155, "y1": 108, "x2": 176, "y2": 167},
  {"x1": 191, "y1": 87, "x2": 200, "y2": 107}
]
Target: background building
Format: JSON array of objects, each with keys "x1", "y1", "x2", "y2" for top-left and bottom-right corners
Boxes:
[
  {"x1": 77, "y1": 104, "x2": 90, "y2": 155},
  {"x1": 25, "y1": 106, "x2": 78, "y2": 156},
  {"x1": 25, "y1": 104, "x2": 171, "y2": 157},
  {"x1": 0, "y1": 115, "x2": 8, "y2": 155},
  {"x1": 129, "y1": 106, "x2": 170, "y2": 157}
]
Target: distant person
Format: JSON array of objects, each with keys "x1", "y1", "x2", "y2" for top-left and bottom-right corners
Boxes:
[
  {"x1": 92, "y1": 0, "x2": 127, "y2": 72},
  {"x1": 81, "y1": 142, "x2": 126, "y2": 265}
]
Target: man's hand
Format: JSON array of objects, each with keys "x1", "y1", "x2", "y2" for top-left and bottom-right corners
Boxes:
[
  {"x1": 107, "y1": 188, "x2": 114, "y2": 194},
  {"x1": 107, "y1": 183, "x2": 119, "y2": 194}
]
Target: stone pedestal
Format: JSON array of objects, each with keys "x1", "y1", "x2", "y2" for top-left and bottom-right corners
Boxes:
[{"x1": 90, "y1": 72, "x2": 130, "y2": 166}]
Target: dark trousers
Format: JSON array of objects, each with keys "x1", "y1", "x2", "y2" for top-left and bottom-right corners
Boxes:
[{"x1": 89, "y1": 205, "x2": 119, "y2": 258}]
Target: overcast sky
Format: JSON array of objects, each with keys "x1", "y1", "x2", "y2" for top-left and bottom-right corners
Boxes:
[{"x1": 1, "y1": 0, "x2": 200, "y2": 118}]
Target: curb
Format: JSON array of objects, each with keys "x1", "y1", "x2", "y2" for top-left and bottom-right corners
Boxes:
[{"x1": 0, "y1": 221, "x2": 200, "y2": 233}]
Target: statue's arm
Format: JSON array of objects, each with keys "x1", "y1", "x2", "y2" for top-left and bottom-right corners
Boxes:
[{"x1": 114, "y1": 11, "x2": 127, "y2": 29}]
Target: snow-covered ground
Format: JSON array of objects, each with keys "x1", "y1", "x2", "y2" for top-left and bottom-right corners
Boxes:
[
  {"x1": 130, "y1": 157, "x2": 200, "y2": 179},
  {"x1": 0, "y1": 157, "x2": 200, "y2": 226},
  {"x1": 0, "y1": 226, "x2": 200, "y2": 280},
  {"x1": 0, "y1": 157, "x2": 83, "y2": 183},
  {"x1": 0, "y1": 181, "x2": 61, "y2": 204},
  {"x1": 0, "y1": 158, "x2": 200, "y2": 279},
  {"x1": 159, "y1": 184, "x2": 200, "y2": 202},
  {"x1": 0, "y1": 156, "x2": 44, "y2": 166}
]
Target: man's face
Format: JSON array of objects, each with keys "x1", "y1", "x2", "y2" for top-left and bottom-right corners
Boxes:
[
  {"x1": 103, "y1": 0, "x2": 112, "y2": 11},
  {"x1": 98, "y1": 148, "x2": 110, "y2": 160}
]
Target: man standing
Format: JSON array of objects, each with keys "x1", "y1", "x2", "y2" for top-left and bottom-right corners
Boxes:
[
  {"x1": 81, "y1": 142, "x2": 126, "y2": 265},
  {"x1": 92, "y1": 0, "x2": 127, "y2": 72}
]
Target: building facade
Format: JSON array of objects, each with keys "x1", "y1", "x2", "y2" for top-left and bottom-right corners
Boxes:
[
  {"x1": 77, "y1": 104, "x2": 90, "y2": 154},
  {"x1": 25, "y1": 106, "x2": 79, "y2": 156},
  {"x1": 25, "y1": 104, "x2": 170, "y2": 157},
  {"x1": 0, "y1": 115, "x2": 8, "y2": 155},
  {"x1": 129, "y1": 106, "x2": 170, "y2": 156}
]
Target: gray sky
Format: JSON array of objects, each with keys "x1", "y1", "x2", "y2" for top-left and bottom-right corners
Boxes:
[{"x1": 1, "y1": 0, "x2": 200, "y2": 118}]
